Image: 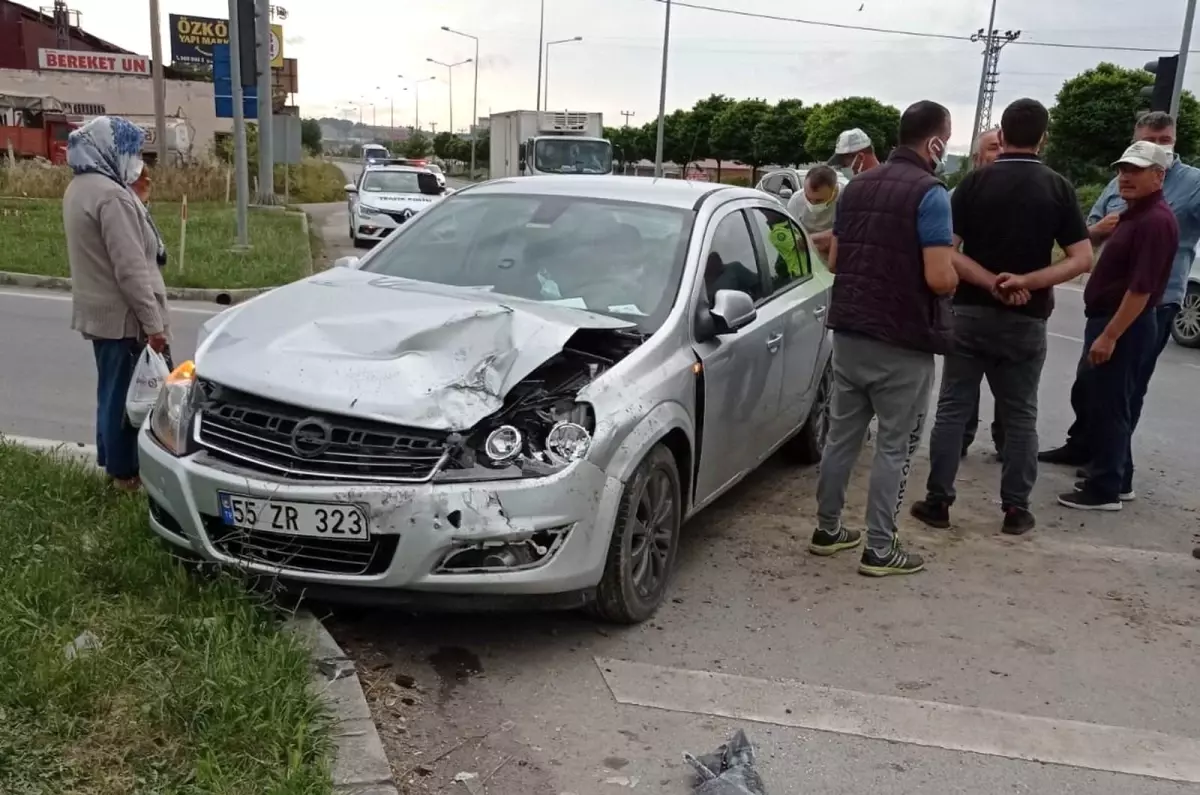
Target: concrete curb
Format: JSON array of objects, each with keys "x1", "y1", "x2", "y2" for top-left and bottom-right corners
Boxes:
[
  {"x1": 0, "y1": 437, "x2": 397, "y2": 793},
  {"x1": 0, "y1": 208, "x2": 314, "y2": 304},
  {"x1": 288, "y1": 611, "x2": 399, "y2": 795}
]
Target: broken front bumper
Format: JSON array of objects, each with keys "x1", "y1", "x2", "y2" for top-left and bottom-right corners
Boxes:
[{"x1": 138, "y1": 426, "x2": 625, "y2": 605}]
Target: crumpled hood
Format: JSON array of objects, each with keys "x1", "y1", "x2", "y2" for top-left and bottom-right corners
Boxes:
[{"x1": 195, "y1": 268, "x2": 634, "y2": 431}]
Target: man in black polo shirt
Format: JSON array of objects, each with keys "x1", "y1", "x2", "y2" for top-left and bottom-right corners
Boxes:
[
  {"x1": 1058, "y1": 141, "x2": 1178, "y2": 511},
  {"x1": 910, "y1": 98, "x2": 1093, "y2": 535}
]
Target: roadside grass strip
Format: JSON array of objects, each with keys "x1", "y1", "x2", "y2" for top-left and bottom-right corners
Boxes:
[
  {"x1": 0, "y1": 198, "x2": 311, "y2": 290},
  {"x1": 0, "y1": 442, "x2": 333, "y2": 795}
]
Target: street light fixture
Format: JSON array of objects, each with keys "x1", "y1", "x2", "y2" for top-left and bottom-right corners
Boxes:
[
  {"x1": 412, "y1": 76, "x2": 436, "y2": 133},
  {"x1": 543, "y1": 36, "x2": 582, "y2": 112},
  {"x1": 441, "y1": 26, "x2": 481, "y2": 178},
  {"x1": 427, "y1": 57, "x2": 473, "y2": 139}
]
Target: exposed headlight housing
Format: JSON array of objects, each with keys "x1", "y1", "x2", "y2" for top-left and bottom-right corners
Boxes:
[
  {"x1": 483, "y1": 425, "x2": 523, "y2": 464},
  {"x1": 149, "y1": 360, "x2": 197, "y2": 456},
  {"x1": 439, "y1": 402, "x2": 595, "y2": 481},
  {"x1": 545, "y1": 422, "x2": 591, "y2": 465}
]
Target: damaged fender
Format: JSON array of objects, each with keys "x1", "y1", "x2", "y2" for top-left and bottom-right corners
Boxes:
[{"x1": 595, "y1": 399, "x2": 693, "y2": 490}]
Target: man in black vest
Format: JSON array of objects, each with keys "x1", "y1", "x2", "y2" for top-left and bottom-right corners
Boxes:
[
  {"x1": 808, "y1": 100, "x2": 959, "y2": 577},
  {"x1": 910, "y1": 98, "x2": 1092, "y2": 535}
]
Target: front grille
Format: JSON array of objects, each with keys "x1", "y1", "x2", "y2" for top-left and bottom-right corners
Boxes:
[
  {"x1": 194, "y1": 381, "x2": 449, "y2": 483},
  {"x1": 203, "y1": 517, "x2": 397, "y2": 576},
  {"x1": 384, "y1": 211, "x2": 412, "y2": 224}
]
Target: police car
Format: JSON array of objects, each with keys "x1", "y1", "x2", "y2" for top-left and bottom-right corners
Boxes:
[{"x1": 344, "y1": 164, "x2": 448, "y2": 248}]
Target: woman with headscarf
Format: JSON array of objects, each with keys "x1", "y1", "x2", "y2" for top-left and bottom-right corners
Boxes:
[{"x1": 63, "y1": 116, "x2": 170, "y2": 492}]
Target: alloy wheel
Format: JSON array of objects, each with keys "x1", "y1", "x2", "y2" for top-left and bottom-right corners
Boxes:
[
  {"x1": 1174, "y1": 290, "x2": 1200, "y2": 346},
  {"x1": 628, "y1": 467, "x2": 677, "y2": 598}
]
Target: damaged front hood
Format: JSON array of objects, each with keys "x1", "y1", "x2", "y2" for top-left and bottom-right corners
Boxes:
[{"x1": 195, "y1": 268, "x2": 634, "y2": 431}]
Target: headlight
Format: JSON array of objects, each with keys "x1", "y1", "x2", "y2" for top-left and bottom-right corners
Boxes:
[
  {"x1": 545, "y1": 422, "x2": 591, "y2": 465},
  {"x1": 441, "y1": 403, "x2": 595, "y2": 481},
  {"x1": 149, "y1": 360, "x2": 196, "y2": 456},
  {"x1": 357, "y1": 204, "x2": 382, "y2": 217}
]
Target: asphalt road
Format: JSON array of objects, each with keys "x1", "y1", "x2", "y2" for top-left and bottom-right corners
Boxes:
[{"x1": 3, "y1": 206, "x2": 1199, "y2": 793}]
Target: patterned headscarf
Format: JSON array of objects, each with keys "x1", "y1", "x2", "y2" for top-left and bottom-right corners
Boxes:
[{"x1": 67, "y1": 116, "x2": 167, "y2": 265}]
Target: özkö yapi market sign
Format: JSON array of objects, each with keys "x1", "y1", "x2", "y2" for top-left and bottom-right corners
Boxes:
[{"x1": 169, "y1": 14, "x2": 284, "y2": 69}]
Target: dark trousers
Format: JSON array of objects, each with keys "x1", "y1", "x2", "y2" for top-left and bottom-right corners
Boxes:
[
  {"x1": 963, "y1": 401, "x2": 1005, "y2": 454},
  {"x1": 927, "y1": 306, "x2": 1046, "y2": 510},
  {"x1": 1065, "y1": 303, "x2": 1178, "y2": 489},
  {"x1": 1078, "y1": 310, "x2": 1158, "y2": 502},
  {"x1": 93, "y1": 338, "x2": 143, "y2": 480}
]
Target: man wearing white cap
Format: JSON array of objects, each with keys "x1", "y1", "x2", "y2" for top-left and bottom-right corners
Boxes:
[
  {"x1": 828, "y1": 128, "x2": 880, "y2": 179},
  {"x1": 1057, "y1": 140, "x2": 1178, "y2": 511}
]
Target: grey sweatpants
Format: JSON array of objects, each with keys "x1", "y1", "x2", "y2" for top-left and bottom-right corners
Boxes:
[{"x1": 816, "y1": 332, "x2": 936, "y2": 552}]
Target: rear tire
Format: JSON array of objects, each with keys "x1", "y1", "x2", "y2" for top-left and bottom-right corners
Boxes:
[
  {"x1": 784, "y1": 359, "x2": 832, "y2": 465},
  {"x1": 591, "y1": 444, "x2": 682, "y2": 625},
  {"x1": 1171, "y1": 283, "x2": 1200, "y2": 348}
]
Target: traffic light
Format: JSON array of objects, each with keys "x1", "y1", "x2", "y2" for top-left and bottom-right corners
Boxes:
[
  {"x1": 236, "y1": 0, "x2": 258, "y2": 88},
  {"x1": 1142, "y1": 55, "x2": 1179, "y2": 113}
]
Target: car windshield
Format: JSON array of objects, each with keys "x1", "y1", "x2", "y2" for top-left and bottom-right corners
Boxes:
[
  {"x1": 533, "y1": 139, "x2": 613, "y2": 174},
  {"x1": 426, "y1": 164, "x2": 442, "y2": 174},
  {"x1": 360, "y1": 193, "x2": 692, "y2": 332},
  {"x1": 363, "y1": 148, "x2": 387, "y2": 160},
  {"x1": 362, "y1": 171, "x2": 422, "y2": 193}
]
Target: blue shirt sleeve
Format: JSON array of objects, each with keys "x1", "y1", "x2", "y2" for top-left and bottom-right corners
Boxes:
[
  {"x1": 1087, "y1": 179, "x2": 1118, "y2": 225},
  {"x1": 916, "y1": 186, "x2": 953, "y2": 247}
]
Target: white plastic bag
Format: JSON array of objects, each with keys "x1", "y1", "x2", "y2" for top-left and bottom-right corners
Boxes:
[{"x1": 126, "y1": 346, "x2": 171, "y2": 428}]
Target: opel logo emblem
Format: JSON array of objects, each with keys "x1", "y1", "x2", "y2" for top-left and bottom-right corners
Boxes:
[{"x1": 290, "y1": 417, "x2": 333, "y2": 458}]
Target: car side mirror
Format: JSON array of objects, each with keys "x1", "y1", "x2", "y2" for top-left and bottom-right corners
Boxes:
[
  {"x1": 332, "y1": 256, "x2": 359, "y2": 268},
  {"x1": 778, "y1": 187, "x2": 794, "y2": 200},
  {"x1": 344, "y1": 183, "x2": 357, "y2": 193},
  {"x1": 710, "y1": 290, "x2": 757, "y2": 335}
]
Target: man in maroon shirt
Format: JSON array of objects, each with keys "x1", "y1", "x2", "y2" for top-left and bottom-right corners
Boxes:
[{"x1": 1058, "y1": 141, "x2": 1179, "y2": 511}]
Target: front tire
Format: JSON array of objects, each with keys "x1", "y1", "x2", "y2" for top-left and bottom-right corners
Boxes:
[
  {"x1": 1172, "y1": 283, "x2": 1200, "y2": 348},
  {"x1": 591, "y1": 444, "x2": 682, "y2": 625},
  {"x1": 784, "y1": 359, "x2": 832, "y2": 465}
]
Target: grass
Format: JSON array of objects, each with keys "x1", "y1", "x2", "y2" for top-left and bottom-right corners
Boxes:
[
  {"x1": 0, "y1": 198, "x2": 311, "y2": 290},
  {"x1": 0, "y1": 442, "x2": 333, "y2": 795},
  {"x1": 0, "y1": 159, "x2": 347, "y2": 204}
]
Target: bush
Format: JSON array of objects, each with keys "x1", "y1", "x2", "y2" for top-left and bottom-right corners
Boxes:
[
  {"x1": 1074, "y1": 182, "x2": 1107, "y2": 219},
  {"x1": 0, "y1": 158, "x2": 346, "y2": 203}
]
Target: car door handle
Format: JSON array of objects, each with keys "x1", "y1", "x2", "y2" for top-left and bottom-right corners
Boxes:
[
  {"x1": 766, "y1": 332, "x2": 783, "y2": 353},
  {"x1": 813, "y1": 305, "x2": 827, "y2": 318}
]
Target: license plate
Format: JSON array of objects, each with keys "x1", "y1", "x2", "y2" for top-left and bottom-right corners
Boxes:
[{"x1": 218, "y1": 493, "x2": 370, "y2": 541}]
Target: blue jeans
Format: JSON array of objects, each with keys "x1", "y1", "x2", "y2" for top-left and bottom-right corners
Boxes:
[
  {"x1": 1077, "y1": 310, "x2": 1157, "y2": 502},
  {"x1": 93, "y1": 338, "x2": 143, "y2": 480}
]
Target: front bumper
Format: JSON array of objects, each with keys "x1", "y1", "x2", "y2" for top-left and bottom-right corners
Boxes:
[
  {"x1": 352, "y1": 209, "x2": 408, "y2": 242},
  {"x1": 138, "y1": 426, "x2": 625, "y2": 604}
]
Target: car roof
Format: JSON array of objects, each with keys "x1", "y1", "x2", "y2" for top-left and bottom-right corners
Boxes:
[
  {"x1": 363, "y1": 164, "x2": 426, "y2": 174},
  {"x1": 462, "y1": 175, "x2": 761, "y2": 210}
]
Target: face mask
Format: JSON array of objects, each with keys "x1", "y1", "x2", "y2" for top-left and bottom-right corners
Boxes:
[
  {"x1": 929, "y1": 137, "x2": 948, "y2": 175},
  {"x1": 1160, "y1": 144, "x2": 1175, "y2": 157},
  {"x1": 799, "y1": 190, "x2": 837, "y2": 231}
]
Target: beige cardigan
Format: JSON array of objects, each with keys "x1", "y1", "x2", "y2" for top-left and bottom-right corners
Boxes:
[{"x1": 63, "y1": 173, "x2": 168, "y2": 340}]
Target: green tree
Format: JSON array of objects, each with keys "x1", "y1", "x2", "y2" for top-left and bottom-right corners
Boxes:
[
  {"x1": 300, "y1": 118, "x2": 322, "y2": 154},
  {"x1": 432, "y1": 131, "x2": 457, "y2": 160},
  {"x1": 682, "y1": 94, "x2": 735, "y2": 177},
  {"x1": 1046, "y1": 62, "x2": 1200, "y2": 183},
  {"x1": 639, "y1": 110, "x2": 693, "y2": 171},
  {"x1": 404, "y1": 131, "x2": 432, "y2": 159},
  {"x1": 756, "y1": 98, "x2": 811, "y2": 167},
  {"x1": 804, "y1": 97, "x2": 901, "y2": 162},
  {"x1": 711, "y1": 99, "x2": 774, "y2": 180},
  {"x1": 606, "y1": 125, "x2": 648, "y2": 170}
]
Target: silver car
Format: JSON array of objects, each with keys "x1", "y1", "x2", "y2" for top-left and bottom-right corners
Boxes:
[
  {"x1": 756, "y1": 167, "x2": 849, "y2": 206},
  {"x1": 138, "y1": 176, "x2": 833, "y2": 623}
]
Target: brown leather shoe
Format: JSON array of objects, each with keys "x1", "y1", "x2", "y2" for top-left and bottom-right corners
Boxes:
[{"x1": 111, "y1": 476, "x2": 142, "y2": 493}]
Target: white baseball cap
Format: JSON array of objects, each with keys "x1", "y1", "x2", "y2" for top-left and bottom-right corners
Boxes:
[
  {"x1": 834, "y1": 128, "x2": 872, "y2": 155},
  {"x1": 1112, "y1": 140, "x2": 1172, "y2": 170}
]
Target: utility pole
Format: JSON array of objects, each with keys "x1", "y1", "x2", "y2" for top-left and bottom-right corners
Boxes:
[
  {"x1": 620, "y1": 110, "x2": 635, "y2": 127},
  {"x1": 535, "y1": 0, "x2": 545, "y2": 111},
  {"x1": 148, "y1": 0, "x2": 168, "y2": 165},
  {"x1": 653, "y1": 0, "x2": 672, "y2": 178},
  {"x1": 255, "y1": 0, "x2": 275, "y2": 204},
  {"x1": 968, "y1": 9, "x2": 1020, "y2": 153},
  {"x1": 1172, "y1": 0, "x2": 1197, "y2": 117},
  {"x1": 227, "y1": 0, "x2": 249, "y2": 248}
]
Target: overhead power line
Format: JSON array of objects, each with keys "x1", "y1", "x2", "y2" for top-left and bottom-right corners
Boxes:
[{"x1": 649, "y1": 0, "x2": 1200, "y2": 55}]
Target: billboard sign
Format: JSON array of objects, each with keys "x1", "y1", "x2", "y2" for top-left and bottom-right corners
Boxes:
[
  {"x1": 38, "y1": 49, "x2": 150, "y2": 75},
  {"x1": 170, "y1": 14, "x2": 283, "y2": 69}
]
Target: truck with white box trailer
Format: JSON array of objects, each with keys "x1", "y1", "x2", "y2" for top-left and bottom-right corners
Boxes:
[{"x1": 489, "y1": 110, "x2": 613, "y2": 178}]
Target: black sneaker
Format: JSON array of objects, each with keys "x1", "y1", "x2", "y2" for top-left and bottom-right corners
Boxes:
[
  {"x1": 1057, "y1": 489, "x2": 1122, "y2": 511},
  {"x1": 808, "y1": 526, "x2": 863, "y2": 556},
  {"x1": 910, "y1": 500, "x2": 951, "y2": 529},
  {"x1": 1038, "y1": 445, "x2": 1089, "y2": 466},
  {"x1": 1193, "y1": 547, "x2": 1200, "y2": 560},
  {"x1": 859, "y1": 540, "x2": 925, "y2": 577},
  {"x1": 1075, "y1": 466, "x2": 1090, "y2": 479},
  {"x1": 1073, "y1": 481, "x2": 1136, "y2": 501},
  {"x1": 1002, "y1": 507, "x2": 1036, "y2": 535}
]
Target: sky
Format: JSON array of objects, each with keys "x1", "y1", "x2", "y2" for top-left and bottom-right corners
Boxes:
[{"x1": 55, "y1": 0, "x2": 1200, "y2": 152}]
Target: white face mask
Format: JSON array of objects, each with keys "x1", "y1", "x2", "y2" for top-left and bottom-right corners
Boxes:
[
  {"x1": 1159, "y1": 144, "x2": 1175, "y2": 157},
  {"x1": 799, "y1": 190, "x2": 837, "y2": 231},
  {"x1": 929, "y1": 137, "x2": 948, "y2": 175},
  {"x1": 839, "y1": 153, "x2": 864, "y2": 180}
]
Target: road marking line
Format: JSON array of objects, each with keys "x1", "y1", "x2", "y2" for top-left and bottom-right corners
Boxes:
[
  {"x1": 0, "y1": 289, "x2": 221, "y2": 315},
  {"x1": 1049, "y1": 331, "x2": 1084, "y2": 343},
  {"x1": 597, "y1": 658, "x2": 1200, "y2": 785},
  {"x1": 1056, "y1": 284, "x2": 1084, "y2": 293}
]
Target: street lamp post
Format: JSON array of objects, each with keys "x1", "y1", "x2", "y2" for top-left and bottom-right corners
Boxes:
[
  {"x1": 654, "y1": 0, "x2": 672, "y2": 177},
  {"x1": 412, "y1": 76, "x2": 435, "y2": 132},
  {"x1": 535, "y1": 0, "x2": 545, "y2": 111},
  {"x1": 427, "y1": 57, "x2": 473, "y2": 138},
  {"x1": 543, "y1": 36, "x2": 582, "y2": 111},
  {"x1": 442, "y1": 26, "x2": 480, "y2": 178}
]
